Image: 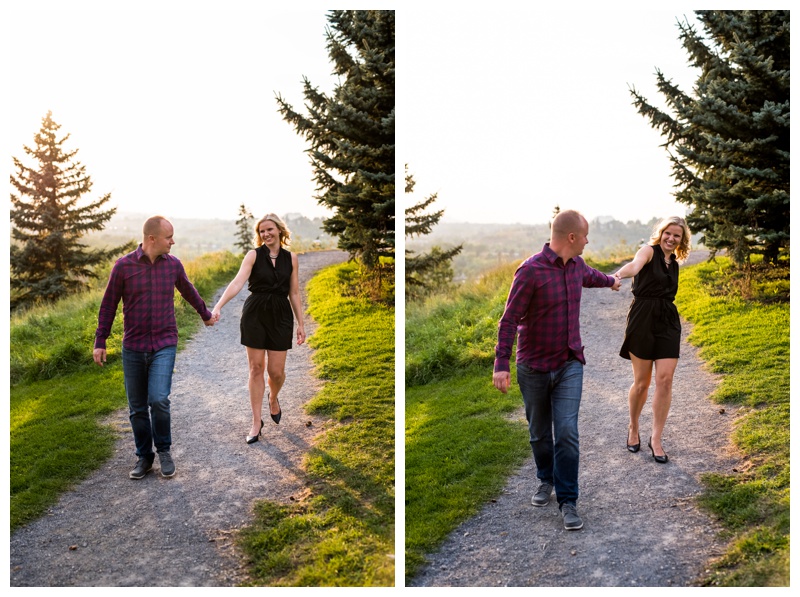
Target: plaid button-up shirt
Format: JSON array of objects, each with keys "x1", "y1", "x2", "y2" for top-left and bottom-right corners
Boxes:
[
  {"x1": 494, "y1": 243, "x2": 615, "y2": 373},
  {"x1": 94, "y1": 245, "x2": 212, "y2": 352}
]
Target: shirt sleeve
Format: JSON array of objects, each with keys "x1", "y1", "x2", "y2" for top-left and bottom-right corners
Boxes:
[
  {"x1": 582, "y1": 262, "x2": 616, "y2": 288},
  {"x1": 94, "y1": 262, "x2": 123, "y2": 350},
  {"x1": 494, "y1": 264, "x2": 534, "y2": 373},
  {"x1": 174, "y1": 262, "x2": 213, "y2": 321}
]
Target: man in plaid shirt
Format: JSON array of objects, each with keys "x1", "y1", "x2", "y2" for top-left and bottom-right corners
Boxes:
[
  {"x1": 93, "y1": 216, "x2": 217, "y2": 480},
  {"x1": 493, "y1": 210, "x2": 621, "y2": 530}
]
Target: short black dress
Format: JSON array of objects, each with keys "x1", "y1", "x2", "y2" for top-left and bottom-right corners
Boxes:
[
  {"x1": 619, "y1": 244, "x2": 681, "y2": 361},
  {"x1": 240, "y1": 245, "x2": 294, "y2": 351}
]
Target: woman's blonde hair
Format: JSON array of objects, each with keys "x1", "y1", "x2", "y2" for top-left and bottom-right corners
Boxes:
[
  {"x1": 649, "y1": 216, "x2": 691, "y2": 263},
  {"x1": 253, "y1": 213, "x2": 292, "y2": 248}
]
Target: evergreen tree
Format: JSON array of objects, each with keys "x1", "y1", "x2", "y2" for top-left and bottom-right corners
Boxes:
[
  {"x1": 630, "y1": 10, "x2": 789, "y2": 265},
  {"x1": 234, "y1": 203, "x2": 254, "y2": 255},
  {"x1": 10, "y1": 111, "x2": 133, "y2": 310},
  {"x1": 405, "y1": 166, "x2": 462, "y2": 301},
  {"x1": 276, "y1": 10, "x2": 395, "y2": 271}
]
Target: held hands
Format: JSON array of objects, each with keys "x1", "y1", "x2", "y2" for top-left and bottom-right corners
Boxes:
[
  {"x1": 204, "y1": 309, "x2": 220, "y2": 327},
  {"x1": 610, "y1": 272, "x2": 622, "y2": 292},
  {"x1": 493, "y1": 371, "x2": 511, "y2": 394}
]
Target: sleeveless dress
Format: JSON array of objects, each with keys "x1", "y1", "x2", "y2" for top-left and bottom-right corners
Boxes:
[
  {"x1": 619, "y1": 244, "x2": 681, "y2": 360},
  {"x1": 240, "y1": 245, "x2": 294, "y2": 351}
]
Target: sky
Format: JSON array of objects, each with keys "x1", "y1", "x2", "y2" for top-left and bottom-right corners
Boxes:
[
  {"x1": 6, "y1": 0, "x2": 342, "y2": 223},
  {"x1": 400, "y1": 7, "x2": 706, "y2": 226}
]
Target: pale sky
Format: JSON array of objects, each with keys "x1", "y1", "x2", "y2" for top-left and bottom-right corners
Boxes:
[
  {"x1": 6, "y1": 0, "x2": 344, "y2": 222},
  {"x1": 400, "y1": 7, "x2": 707, "y2": 226}
]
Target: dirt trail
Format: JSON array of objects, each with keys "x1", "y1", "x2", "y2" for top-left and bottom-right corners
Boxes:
[
  {"x1": 10, "y1": 250, "x2": 349, "y2": 587},
  {"x1": 409, "y1": 250, "x2": 742, "y2": 587}
]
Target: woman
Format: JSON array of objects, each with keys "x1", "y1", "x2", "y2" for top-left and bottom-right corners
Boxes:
[
  {"x1": 614, "y1": 216, "x2": 690, "y2": 463},
  {"x1": 212, "y1": 213, "x2": 305, "y2": 444}
]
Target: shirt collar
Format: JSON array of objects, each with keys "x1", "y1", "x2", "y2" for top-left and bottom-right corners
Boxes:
[
  {"x1": 136, "y1": 244, "x2": 165, "y2": 263},
  {"x1": 543, "y1": 242, "x2": 572, "y2": 266}
]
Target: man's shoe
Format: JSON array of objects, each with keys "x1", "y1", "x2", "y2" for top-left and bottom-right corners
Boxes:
[
  {"x1": 561, "y1": 502, "x2": 584, "y2": 530},
  {"x1": 159, "y1": 452, "x2": 176, "y2": 478},
  {"x1": 130, "y1": 456, "x2": 154, "y2": 480},
  {"x1": 531, "y1": 482, "x2": 554, "y2": 507}
]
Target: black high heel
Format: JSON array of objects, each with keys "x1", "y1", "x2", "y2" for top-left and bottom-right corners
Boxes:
[
  {"x1": 627, "y1": 429, "x2": 641, "y2": 453},
  {"x1": 246, "y1": 420, "x2": 264, "y2": 444},
  {"x1": 648, "y1": 436, "x2": 669, "y2": 463},
  {"x1": 269, "y1": 392, "x2": 282, "y2": 425}
]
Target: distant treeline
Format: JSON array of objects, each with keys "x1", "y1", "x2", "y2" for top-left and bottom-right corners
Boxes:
[
  {"x1": 406, "y1": 217, "x2": 675, "y2": 282},
  {"x1": 82, "y1": 211, "x2": 337, "y2": 260}
]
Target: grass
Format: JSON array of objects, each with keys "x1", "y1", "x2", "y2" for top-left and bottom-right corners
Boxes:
[
  {"x1": 675, "y1": 256, "x2": 789, "y2": 586},
  {"x1": 237, "y1": 261, "x2": 395, "y2": 586},
  {"x1": 9, "y1": 251, "x2": 241, "y2": 531}
]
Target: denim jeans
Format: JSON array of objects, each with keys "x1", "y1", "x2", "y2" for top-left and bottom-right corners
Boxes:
[
  {"x1": 122, "y1": 345, "x2": 177, "y2": 458},
  {"x1": 516, "y1": 359, "x2": 583, "y2": 506}
]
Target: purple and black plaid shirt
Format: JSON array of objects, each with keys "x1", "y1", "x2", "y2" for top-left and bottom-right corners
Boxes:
[
  {"x1": 94, "y1": 245, "x2": 212, "y2": 352},
  {"x1": 494, "y1": 243, "x2": 615, "y2": 373}
]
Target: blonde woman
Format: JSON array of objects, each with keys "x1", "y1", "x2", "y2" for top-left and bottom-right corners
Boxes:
[
  {"x1": 614, "y1": 217, "x2": 691, "y2": 463},
  {"x1": 212, "y1": 213, "x2": 305, "y2": 444}
]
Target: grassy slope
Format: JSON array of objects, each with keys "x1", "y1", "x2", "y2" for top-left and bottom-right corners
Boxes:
[
  {"x1": 9, "y1": 251, "x2": 240, "y2": 530},
  {"x1": 237, "y1": 261, "x2": 395, "y2": 586}
]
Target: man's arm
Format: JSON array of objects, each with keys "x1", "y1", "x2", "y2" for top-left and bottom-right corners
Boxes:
[
  {"x1": 174, "y1": 261, "x2": 214, "y2": 323},
  {"x1": 493, "y1": 264, "x2": 534, "y2": 392},
  {"x1": 93, "y1": 263, "x2": 123, "y2": 366}
]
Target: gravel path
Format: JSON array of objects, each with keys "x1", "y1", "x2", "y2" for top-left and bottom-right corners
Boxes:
[
  {"x1": 10, "y1": 250, "x2": 349, "y2": 587},
  {"x1": 409, "y1": 250, "x2": 743, "y2": 587}
]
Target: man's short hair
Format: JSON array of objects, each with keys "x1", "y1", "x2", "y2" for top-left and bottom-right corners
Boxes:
[
  {"x1": 551, "y1": 210, "x2": 587, "y2": 237},
  {"x1": 143, "y1": 216, "x2": 169, "y2": 238}
]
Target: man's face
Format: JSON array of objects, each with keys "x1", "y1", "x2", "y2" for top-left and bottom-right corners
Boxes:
[
  {"x1": 571, "y1": 221, "x2": 589, "y2": 257},
  {"x1": 152, "y1": 221, "x2": 175, "y2": 256}
]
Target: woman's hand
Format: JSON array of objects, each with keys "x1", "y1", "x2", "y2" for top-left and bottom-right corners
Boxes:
[{"x1": 296, "y1": 326, "x2": 306, "y2": 346}]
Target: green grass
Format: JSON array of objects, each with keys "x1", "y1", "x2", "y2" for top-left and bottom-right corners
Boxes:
[
  {"x1": 405, "y1": 368, "x2": 530, "y2": 577},
  {"x1": 237, "y1": 261, "x2": 395, "y2": 586},
  {"x1": 9, "y1": 251, "x2": 241, "y2": 531},
  {"x1": 675, "y1": 256, "x2": 789, "y2": 586}
]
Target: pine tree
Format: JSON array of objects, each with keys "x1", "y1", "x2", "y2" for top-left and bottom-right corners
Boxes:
[
  {"x1": 234, "y1": 203, "x2": 254, "y2": 256},
  {"x1": 10, "y1": 111, "x2": 133, "y2": 310},
  {"x1": 276, "y1": 10, "x2": 395, "y2": 271},
  {"x1": 630, "y1": 10, "x2": 789, "y2": 265},
  {"x1": 405, "y1": 166, "x2": 462, "y2": 301}
]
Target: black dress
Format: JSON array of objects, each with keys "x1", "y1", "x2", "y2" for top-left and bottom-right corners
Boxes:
[
  {"x1": 240, "y1": 245, "x2": 294, "y2": 351},
  {"x1": 619, "y1": 244, "x2": 681, "y2": 361}
]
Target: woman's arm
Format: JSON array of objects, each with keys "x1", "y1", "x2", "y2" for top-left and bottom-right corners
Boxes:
[
  {"x1": 614, "y1": 245, "x2": 654, "y2": 280},
  {"x1": 288, "y1": 252, "x2": 305, "y2": 345},
  {"x1": 211, "y1": 250, "x2": 257, "y2": 320}
]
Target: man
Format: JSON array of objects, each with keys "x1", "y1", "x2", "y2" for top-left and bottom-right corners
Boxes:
[
  {"x1": 93, "y1": 216, "x2": 217, "y2": 480},
  {"x1": 493, "y1": 210, "x2": 621, "y2": 530}
]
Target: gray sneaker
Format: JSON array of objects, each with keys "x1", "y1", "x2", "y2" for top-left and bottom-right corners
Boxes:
[
  {"x1": 561, "y1": 502, "x2": 583, "y2": 530},
  {"x1": 129, "y1": 456, "x2": 154, "y2": 480},
  {"x1": 158, "y1": 452, "x2": 175, "y2": 478},
  {"x1": 531, "y1": 482, "x2": 554, "y2": 507}
]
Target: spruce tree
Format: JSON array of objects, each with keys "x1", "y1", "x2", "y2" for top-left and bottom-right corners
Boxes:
[
  {"x1": 630, "y1": 10, "x2": 789, "y2": 265},
  {"x1": 235, "y1": 203, "x2": 255, "y2": 256},
  {"x1": 405, "y1": 166, "x2": 462, "y2": 301},
  {"x1": 276, "y1": 10, "x2": 395, "y2": 271},
  {"x1": 10, "y1": 111, "x2": 133, "y2": 310}
]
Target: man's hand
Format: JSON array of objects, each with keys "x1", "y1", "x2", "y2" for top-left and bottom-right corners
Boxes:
[
  {"x1": 611, "y1": 273, "x2": 621, "y2": 292},
  {"x1": 493, "y1": 371, "x2": 511, "y2": 394},
  {"x1": 203, "y1": 316, "x2": 216, "y2": 327},
  {"x1": 93, "y1": 348, "x2": 107, "y2": 366}
]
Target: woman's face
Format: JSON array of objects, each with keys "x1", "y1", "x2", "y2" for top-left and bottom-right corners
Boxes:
[
  {"x1": 259, "y1": 220, "x2": 280, "y2": 246},
  {"x1": 660, "y1": 224, "x2": 683, "y2": 253}
]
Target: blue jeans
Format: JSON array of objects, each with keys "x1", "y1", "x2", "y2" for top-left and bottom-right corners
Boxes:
[
  {"x1": 122, "y1": 346, "x2": 177, "y2": 458},
  {"x1": 517, "y1": 359, "x2": 583, "y2": 507}
]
